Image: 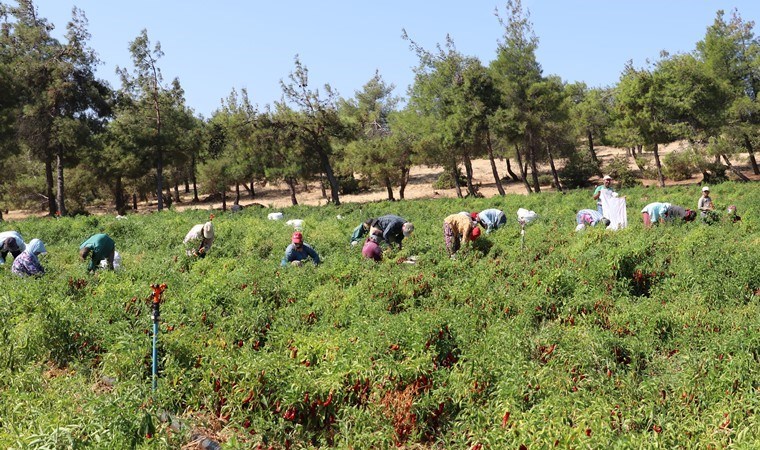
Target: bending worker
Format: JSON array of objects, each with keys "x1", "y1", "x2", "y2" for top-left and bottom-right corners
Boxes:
[
  {"x1": 575, "y1": 209, "x2": 611, "y2": 231},
  {"x1": 184, "y1": 220, "x2": 215, "y2": 257},
  {"x1": 0, "y1": 230, "x2": 25, "y2": 265},
  {"x1": 80, "y1": 233, "x2": 116, "y2": 272}
]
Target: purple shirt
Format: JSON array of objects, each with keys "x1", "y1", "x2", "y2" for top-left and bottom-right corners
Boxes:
[{"x1": 361, "y1": 240, "x2": 382, "y2": 261}]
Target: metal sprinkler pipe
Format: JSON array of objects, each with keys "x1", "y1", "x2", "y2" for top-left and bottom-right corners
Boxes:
[{"x1": 150, "y1": 283, "x2": 167, "y2": 392}]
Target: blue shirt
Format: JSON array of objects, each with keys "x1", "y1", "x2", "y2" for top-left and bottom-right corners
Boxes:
[
  {"x1": 641, "y1": 202, "x2": 670, "y2": 223},
  {"x1": 281, "y1": 243, "x2": 321, "y2": 266},
  {"x1": 477, "y1": 209, "x2": 505, "y2": 232}
]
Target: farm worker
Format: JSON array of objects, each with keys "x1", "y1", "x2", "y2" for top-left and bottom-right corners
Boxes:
[
  {"x1": 443, "y1": 213, "x2": 481, "y2": 256},
  {"x1": 575, "y1": 209, "x2": 611, "y2": 231},
  {"x1": 726, "y1": 205, "x2": 741, "y2": 223},
  {"x1": 184, "y1": 220, "x2": 215, "y2": 257},
  {"x1": 698, "y1": 186, "x2": 714, "y2": 219},
  {"x1": 473, "y1": 209, "x2": 507, "y2": 233},
  {"x1": 79, "y1": 233, "x2": 116, "y2": 272},
  {"x1": 368, "y1": 215, "x2": 414, "y2": 249},
  {"x1": 281, "y1": 231, "x2": 321, "y2": 267},
  {"x1": 361, "y1": 232, "x2": 383, "y2": 262},
  {"x1": 11, "y1": 238, "x2": 46, "y2": 277},
  {"x1": 593, "y1": 175, "x2": 615, "y2": 215},
  {"x1": 350, "y1": 218, "x2": 375, "y2": 246},
  {"x1": 0, "y1": 230, "x2": 26, "y2": 264},
  {"x1": 641, "y1": 203, "x2": 696, "y2": 228}
]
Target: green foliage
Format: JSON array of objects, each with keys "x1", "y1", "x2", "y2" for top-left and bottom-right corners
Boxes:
[
  {"x1": 605, "y1": 155, "x2": 641, "y2": 188},
  {"x1": 559, "y1": 150, "x2": 599, "y2": 189},
  {"x1": 0, "y1": 183, "x2": 759, "y2": 448},
  {"x1": 662, "y1": 150, "x2": 697, "y2": 181},
  {"x1": 432, "y1": 170, "x2": 467, "y2": 190}
]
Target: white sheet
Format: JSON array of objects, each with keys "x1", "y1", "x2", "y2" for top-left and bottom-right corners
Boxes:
[{"x1": 601, "y1": 190, "x2": 627, "y2": 230}]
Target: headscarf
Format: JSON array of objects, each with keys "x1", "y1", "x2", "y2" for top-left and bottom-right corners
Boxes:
[{"x1": 25, "y1": 238, "x2": 47, "y2": 255}]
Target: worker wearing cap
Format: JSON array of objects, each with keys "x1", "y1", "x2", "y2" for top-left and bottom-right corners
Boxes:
[
  {"x1": 367, "y1": 215, "x2": 414, "y2": 249},
  {"x1": 0, "y1": 230, "x2": 25, "y2": 265},
  {"x1": 473, "y1": 209, "x2": 507, "y2": 234},
  {"x1": 281, "y1": 231, "x2": 321, "y2": 267},
  {"x1": 443, "y1": 213, "x2": 481, "y2": 256},
  {"x1": 593, "y1": 175, "x2": 615, "y2": 215},
  {"x1": 698, "y1": 186, "x2": 714, "y2": 220},
  {"x1": 79, "y1": 233, "x2": 116, "y2": 272}
]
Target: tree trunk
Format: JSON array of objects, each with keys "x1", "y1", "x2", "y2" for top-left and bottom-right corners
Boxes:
[
  {"x1": 56, "y1": 145, "x2": 66, "y2": 216},
  {"x1": 486, "y1": 132, "x2": 505, "y2": 195},
  {"x1": 451, "y1": 161, "x2": 463, "y2": 198},
  {"x1": 721, "y1": 154, "x2": 751, "y2": 181},
  {"x1": 250, "y1": 178, "x2": 255, "y2": 198},
  {"x1": 399, "y1": 167, "x2": 410, "y2": 200},
  {"x1": 191, "y1": 153, "x2": 199, "y2": 202},
  {"x1": 113, "y1": 176, "x2": 126, "y2": 216},
  {"x1": 156, "y1": 149, "x2": 164, "y2": 211},
  {"x1": 547, "y1": 145, "x2": 563, "y2": 193},
  {"x1": 243, "y1": 182, "x2": 254, "y2": 198},
  {"x1": 514, "y1": 144, "x2": 532, "y2": 193},
  {"x1": 286, "y1": 177, "x2": 298, "y2": 205},
  {"x1": 384, "y1": 176, "x2": 395, "y2": 201},
  {"x1": 321, "y1": 157, "x2": 341, "y2": 205},
  {"x1": 184, "y1": 178, "x2": 190, "y2": 193},
  {"x1": 44, "y1": 153, "x2": 56, "y2": 216},
  {"x1": 319, "y1": 173, "x2": 327, "y2": 199},
  {"x1": 221, "y1": 189, "x2": 227, "y2": 211},
  {"x1": 587, "y1": 130, "x2": 599, "y2": 167},
  {"x1": 505, "y1": 158, "x2": 519, "y2": 182},
  {"x1": 653, "y1": 143, "x2": 665, "y2": 187},
  {"x1": 173, "y1": 180, "x2": 181, "y2": 203},
  {"x1": 527, "y1": 133, "x2": 541, "y2": 193},
  {"x1": 463, "y1": 154, "x2": 477, "y2": 197},
  {"x1": 743, "y1": 134, "x2": 760, "y2": 175},
  {"x1": 133, "y1": 193, "x2": 138, "y2": 211}
]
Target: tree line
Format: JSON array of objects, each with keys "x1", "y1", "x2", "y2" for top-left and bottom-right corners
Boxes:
[{"x1": 1, "y1": 0, "x2": 758, "y2": 219}]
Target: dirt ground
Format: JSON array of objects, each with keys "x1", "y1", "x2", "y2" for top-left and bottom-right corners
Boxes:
[{"x1": 4, "y1": 142, "x2": 758, "y2": 220}]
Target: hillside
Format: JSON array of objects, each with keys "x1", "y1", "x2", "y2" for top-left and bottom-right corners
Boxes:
[{"x1": 0, "y1": 179, "x2": 758, "y2": 448}]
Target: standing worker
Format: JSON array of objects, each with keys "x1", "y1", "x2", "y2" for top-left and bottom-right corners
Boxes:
[
  {"x1": 11, "y1": 238, "x2": 47, "y2": 277},
  {"x1": 281, "y1": 231, "x2": 321, "y2": 267},
  {"x1": 443, "y1": 213, "x2": 481, "y2": 257},
  {"x1": 79, "y1": 233, "x2": 116, "y2": 272},
  {"x1": 0, "y1": 230, "x2": 25, "y2": 265},
  {"x1": 184, "y1": 219, "x2": 215, "y2": 257},
  {"x1": 698, "y1": 186, "x2": 715, "y2": 221},
  {"x1": 368, "y1": 215, "x2": 414, "y2": 249},
  {"x1": 593, "y1": 175, "x2": 615, "y2": 215}
]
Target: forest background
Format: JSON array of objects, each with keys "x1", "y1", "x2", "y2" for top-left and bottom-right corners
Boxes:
[{"x1": 1, "y1": 0, "x2": 760, "y2": 220}]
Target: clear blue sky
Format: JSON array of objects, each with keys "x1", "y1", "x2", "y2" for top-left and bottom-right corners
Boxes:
[{"x1": 30, "y1": 0, "x2": 760, "y2": 118}]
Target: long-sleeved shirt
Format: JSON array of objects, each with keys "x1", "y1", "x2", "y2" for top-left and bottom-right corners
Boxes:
[
  {"x1": 0, "y1": 231, "x2": 26, "y2": 263},
  {"x1": 361, "y1": 240, "x2": 382, "y2": 261},
  {"x1": 370, "y1": 215, "x2": 407, "y2": 247},
  {"x1": 444, "y1": 213, "x2": 474, "y2": 240},
  {"x1": 641, "y1": 202, "x2": 670, "y2": 223},
  {"x1": 80, "y1": 233, "x2": 115, "y2": 271},
  {"x1": 281, "y1": 243, "x2": 321, "y2": 266},
  {"x1": 11, "y1": 251, "x2": 44, "y2": 276},
  {"x1": 576, "y1": 209, "x2": 604, "y2": 226},
  {"x1": 698, "y1": 195, "x2": 713, "y2": 217},
  {"x1": 350, "y1": 222, "x2": 370, "y2": 244},
  {"x1": 184, "y1": 222, "x2": 215, "y2": 254},
  {"x1": 477, "y1": 209, "x2": 506, "y2": 233}
]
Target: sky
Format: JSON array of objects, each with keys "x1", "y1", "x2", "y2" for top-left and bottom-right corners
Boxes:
[{"x1": 27, "y1": 0, "x2": 760, "y2": 118}]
